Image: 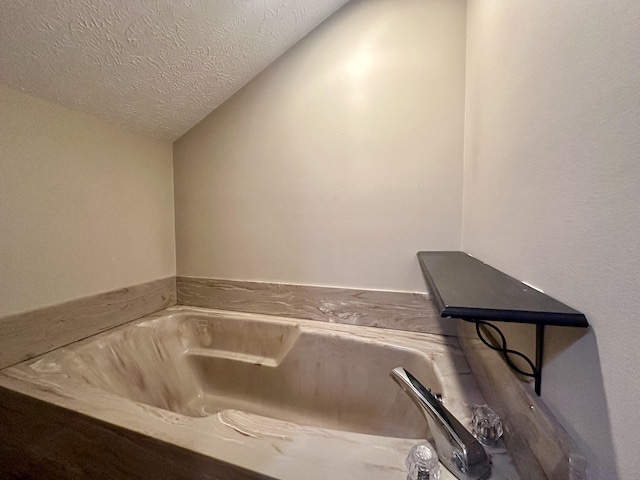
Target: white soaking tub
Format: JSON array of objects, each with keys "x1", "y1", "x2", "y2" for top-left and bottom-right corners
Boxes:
[{"x1": 0, "y1": 306, "x2": 519, "y2": 480}]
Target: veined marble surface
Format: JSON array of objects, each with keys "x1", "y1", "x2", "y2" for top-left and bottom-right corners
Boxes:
[
  {"x1": 0, "y1": 276, "x2": 176, "y2": 369},
  {"x1": 0, "y1": 306, "x2": 520, "y2": 480},
  {"x1": 177, "y1": 277, "x2": 456, "y2": 336}
]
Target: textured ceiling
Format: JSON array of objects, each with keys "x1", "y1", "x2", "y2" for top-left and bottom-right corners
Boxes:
[{"x1": 0, "y1": 0, "x2": 349, "y2": 140}]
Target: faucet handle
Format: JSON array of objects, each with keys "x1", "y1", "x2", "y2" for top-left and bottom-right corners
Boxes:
[
  {"x1": 406, "y1": 442, "x2": 441, "y2": 480},
  {"x1": 391, "y1": 367, "x2": 491, "y2": 480},
  {"x1": 471, "y1": 404, "x2": 504, "y2": 446}
]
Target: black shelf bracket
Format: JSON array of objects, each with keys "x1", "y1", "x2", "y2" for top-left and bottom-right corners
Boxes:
[
  {"x1": 535, "y1": 323, "x2": 545, "y2": 395},
  {"x1": 417, "y1": 251, "x2": 588, "y2": 396},
  {"x1": 467, "y1": 318, "x2": 544, "y2": 395}
]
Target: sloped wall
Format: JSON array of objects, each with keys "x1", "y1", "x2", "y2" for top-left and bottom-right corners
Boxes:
[{"x1": 173, "y1": 0, "x2": 467, "y2": 292}]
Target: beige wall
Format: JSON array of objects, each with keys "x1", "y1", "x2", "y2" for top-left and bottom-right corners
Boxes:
[
  {"x1": 8, "y1": 0, "x2": 635, "y2": 475},
  {"x1": 173, "y1": 0, "x2": 466, "y2": 292},
  {"x1": 0, "y1": 84, "x2": 176, "y2": 316},
  {"x1": 463, "y1": 1, "x2": 640, "y2": 478}
]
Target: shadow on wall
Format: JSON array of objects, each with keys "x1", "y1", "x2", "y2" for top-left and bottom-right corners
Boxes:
[
  {"x1": 497, "y1": 322, "x2": 618, "y2": 478},
  {"x1": 543, "y1": 327, "x2": 617, "y2": 480},
  {"x1": 480, "y1": 322, "x2": 615, "y2": 478}
]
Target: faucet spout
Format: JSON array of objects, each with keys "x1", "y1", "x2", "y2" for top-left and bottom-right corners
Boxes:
[{"x1": 391, "y1": 367, "x2": 491, "y2": 480}]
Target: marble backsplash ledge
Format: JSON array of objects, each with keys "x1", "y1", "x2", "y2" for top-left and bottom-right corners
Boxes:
[
  {"x1": 0, "y1": 277, "x2": 176, "y2": 369},
  {"x1": 457, "y1": 320, "x2": 584, "y2": 480},
  {"x1": 176, "y1": 277, "x2": 455, "y2": 337}
]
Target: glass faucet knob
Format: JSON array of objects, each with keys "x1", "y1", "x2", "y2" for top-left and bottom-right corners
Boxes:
[
  {"x1": 471, "y1": 404, "x2": 504, "y2": 446},
  {"x1": 405, "y1": 442, "x2": 441, "y2": 480}
]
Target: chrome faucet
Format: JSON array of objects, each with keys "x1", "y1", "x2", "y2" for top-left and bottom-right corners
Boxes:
[{"x1": 391, "y1": 367, "x2": 491, "y2": 480}]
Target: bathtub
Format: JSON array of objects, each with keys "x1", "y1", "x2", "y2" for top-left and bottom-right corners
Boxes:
[{"x1": 0, "y1": 306, "x2": 519, "y2": 479}]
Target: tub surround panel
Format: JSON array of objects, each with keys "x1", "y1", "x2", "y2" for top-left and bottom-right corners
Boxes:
[
  {"x1": 0, "y1": 277, "x2": 176, "y2": 369},
  {"x1": 457, "y1": 320, "x2": 583, "y2": 480},
  {"x1": 176, "y1": 277, "x2": 455, "y2": 336}
]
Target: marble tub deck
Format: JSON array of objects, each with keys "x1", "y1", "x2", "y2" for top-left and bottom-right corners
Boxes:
[{"x1": 0, "y1": 306, "x2": 520, "y2": 480}]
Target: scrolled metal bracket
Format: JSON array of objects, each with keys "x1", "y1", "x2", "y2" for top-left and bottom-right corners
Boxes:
[{"x1": 468, "y1": 319, "x2": 544, "y2": 395}]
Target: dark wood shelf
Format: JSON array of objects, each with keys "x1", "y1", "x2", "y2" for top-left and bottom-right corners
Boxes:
[
  {"x1": 418, "y1": 251, "x2": 588, "y2": 327},
  {"x1": 417, "y1": 251, "x2": 588, "y2": 395}
]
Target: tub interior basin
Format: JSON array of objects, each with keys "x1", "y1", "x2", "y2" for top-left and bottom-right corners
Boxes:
[{"x1": 31, "y1": 311, "x2": 444, "y2": 439}]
